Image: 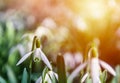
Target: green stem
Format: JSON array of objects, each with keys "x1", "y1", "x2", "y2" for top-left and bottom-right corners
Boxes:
[{"x1": 29, "y1": 36, "x2": 37, "y2": 83}]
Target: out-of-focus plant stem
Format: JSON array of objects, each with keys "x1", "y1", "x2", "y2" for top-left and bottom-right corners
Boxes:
[{"x1": 29, "y1": 36, "x2": 37, "y2": 83}]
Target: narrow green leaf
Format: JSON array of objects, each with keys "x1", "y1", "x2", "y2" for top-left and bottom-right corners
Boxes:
[
  {"x1": 85, "y1": 75, "x2": 92, "y2": 83},
  {"x1": 6, "y1": 65, "x2": 17, "y2": 83},
  {"x1": 111, "y1": 65, "x2": 120, "y2": 83},
  {"x1": 6, "y1": 21, "x2": 15, "y2": 46},
  {"x1": 57, "y1": 54, "x2": 67, "y2": 83},
  {"x1": 100, "y1": 70, "x2": 107, "y2": 83},
  {"x1": 6, "y1": 21, "x2": 15, "y2": 39},
  {"x1": 0, "y1": 24, "x2": 3, "y2": 44},
  {"x1": 0, "y1": 76, "x2": 7, "y2": 83},
  {"x1": 116, "y1": 65, "x2": 120, "y2": 83},
  {"x1": 21, "y1": 68, "x2": 28, "y2": 83},
  {"x1": 8, "y1": 49, "x2": 19, "y2": 66}
]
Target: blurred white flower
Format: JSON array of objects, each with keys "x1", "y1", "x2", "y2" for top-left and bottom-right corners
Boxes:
[
  {"x1": 16, "y1": 47, "x2": 52, "y2": 70},
  {"x1": 64, "y1": 52, "x2": 76, "y2": 69},
  {"x1": 68, "y1": 46, "x2": 116, "y2": 83},
  {"x1": 73, "y1": 16, "x2": 87, "y2": 32},
  {"x1": 26, "y1": 15, "x2": 36, "y2": 27},
  {"x1": 41, "y1": 17, "x2": 57, "y2": 29},
  {"x1": 64, "y1": 52, "x2": 83, "y2": 70},
  {"x1": 55, "y1": 27, "x2": 69, "y2": 42},
  {"x1": 74, "y1": 52, "x2": 83, "y2": 64},
  {"x1": 35, "y1": 26, "x2": 53, "y2": 40}
]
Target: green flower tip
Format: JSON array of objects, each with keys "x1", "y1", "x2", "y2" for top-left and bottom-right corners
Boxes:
[
  {"x1": 88, "y1": 42, "x2": 99, "y2": 58},
  {"x1": 91, "y1": 47, "x2": 98, "y2": 58},
  {"x1": 36, "y1": 37, "x2": 41, "y2": 48}
]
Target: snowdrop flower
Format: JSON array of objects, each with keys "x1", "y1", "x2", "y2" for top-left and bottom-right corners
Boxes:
[
  {"x1": 36, "y1": 70, "x2": 58, "y2": 83},
  {"x1": 68, "y1": 43, "x2": 116, "y2": 83},
  {"x1": 16, "y1": 36, "x2": 52, "y2": 70}
]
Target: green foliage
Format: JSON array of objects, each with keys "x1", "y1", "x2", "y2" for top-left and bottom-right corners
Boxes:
[
  {"x1": 85, "y1": 75, "x2": 92, "y2": 83},
  {"x1": 0, "y1": 76, "x2": 7, "y2": 83},
  {"x1": 0, "y1": 19, "x2": 119, "y2": 83},
  {"x1": 111, "y1": 65, "x2": 120, "y2": 83},
  {"x1": 21, "y1": 68, "x2": 28, "y2": 83},
  {"x1": 57, "y1": 54, "x2": 67, "y2": 83},
  {"x1": 0, "y1": 21, "x2": 24, "y2": 82},
  {"x1": 100, "y1": 70, "x2": 107, "y2": 83},
  {"x1": 6, "y1": 21, "x2": 15, "y2": 46},
  {"x1": 5, "y1": 65, "x2": 17, "y2": 83}
]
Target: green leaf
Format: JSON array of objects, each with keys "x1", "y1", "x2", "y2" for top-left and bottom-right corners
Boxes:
[
  {"x1": 0, "y1": 76, "x2": 7, "y2": 83},
  {"x1": 100, "y1": 70, "x2": 107, "y2": 83},
  {"x1": 57, "y1": 54, "x2": 67, "y2": 83},
  {"x1": 21, "y1": 68, "x2": 28, "y2": 83},
  {"x1": 0, "y1": 24, "x2": 3, "y2": 44},
  {"x1": 6, "y1": 21, "x2": 15, "y2": 39},
  {"x1": 5, "y1": 65, "x2": 17, "y2": 83},
  {"x1": 6, "y1": 21, "x2": 15, "y2": 46},
  {"x1": 85, "y1": 75, "x2": 92, "y2": 83},
  {"x1": 8, "y1": 49, "x2": 19, "y2": 66},
  {"x1": 111, "y1": 65, "x2": 120, "y2": 83}
]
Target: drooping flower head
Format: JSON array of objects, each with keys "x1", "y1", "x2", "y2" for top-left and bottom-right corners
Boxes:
[
  {"x1": 68, "y1": 42, "x2": 116, "y2": 83},
  {"x1": 16, "y1": 36, "x2": 52, "y2": 70}
]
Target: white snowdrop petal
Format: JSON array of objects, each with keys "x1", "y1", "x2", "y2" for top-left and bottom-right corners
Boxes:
[
  {"x1": 99, "y1": 60, "x2": 116, "y2": 76},
  {"x1": 39, "y1": 49, "x2": 52, "y2": 70},
  {"x1": 33, "y1": 48, "x2": 41, "y2": 62},
  {"x1": 44, "y1": 74, "x2": 52, "y2": 83},
  {"x1": 16, "y1": 51, "x2": 33, "y2": 66},
  {"x1": 91, "y1": 58, "x2": 101, "y2": 83},
  {"x1": 48, "y1": 71, "x2": 58, "y2": 80},
  {"x1": 35, "y1": 76, "x2": 42, "y2": 83},
  {"x1": 53, "y1": 72, "x2": 58, "y2": 80},
  {"x1": 81, "y1": 73, "x2": 89, "y2": 83},
  {"x1": 68, "y1": 62, "x2": 87, "y2": 82}
]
